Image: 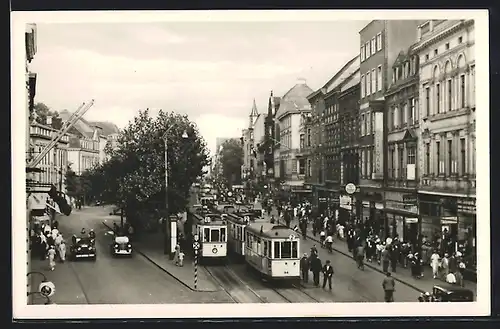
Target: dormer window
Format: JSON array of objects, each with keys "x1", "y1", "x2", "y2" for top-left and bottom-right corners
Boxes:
[{"x1": 420, "y1": 21, "x2": 431, "y2": 35}]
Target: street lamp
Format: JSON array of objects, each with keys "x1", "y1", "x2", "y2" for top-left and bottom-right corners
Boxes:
[{"x1": 163, "y1": 128, "x2": 189, "y2": 258}]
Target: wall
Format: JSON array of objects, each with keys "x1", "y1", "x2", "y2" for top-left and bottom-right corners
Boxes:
[{"x1": 290, "y1": 113, "x2": 301, "y2": 150}]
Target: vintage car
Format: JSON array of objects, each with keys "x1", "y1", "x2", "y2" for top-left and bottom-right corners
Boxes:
[
  {"x1": 418, "y1": 284, "x2": 474, "y2": 302},
  {"x1": 110, "y1": 235, "x2": 133, "y2": 256},
  {"x1": 70, "y1": 236, "x2": 96, "y2": 261}
]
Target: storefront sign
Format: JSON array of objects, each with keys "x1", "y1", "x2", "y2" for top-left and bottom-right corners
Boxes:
[
  {"x1": 318, "y1": 197, "x2": 327, "y2": 203},
  {"x1": 339, "y1": 195, "x2": 352, "y2": 210},
  {"x1": 457, "y1": 198, "x2": 476, "y2": 214},
  {"x1": 375, "y1": 203, "x2": 384, "y2": 210},
  {"x1": 362, "y1": 201, "x2": 370, "y2": 207},
  {"x1": 406, "y1": 217, "x2": 418, "y2": 223},
  {"x1": 402, "y1": 194, "x2": 417, "y2": 204},
  {"x1": 441, "y1": 216, "x2": 458, "y2": 224},
  {"x1": 385, "y1": 200, "x2": 418, "y2": 214},
  {"x1": 373, "y1": 112, "x2": 384, "y2": 179}
]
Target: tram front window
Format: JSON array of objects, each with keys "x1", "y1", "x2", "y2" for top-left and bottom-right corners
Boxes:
[
  {"x1": 210, "y1": 228, "x2": 220, "y2": 242},
  {"x1": 221, "y1": 228, "x2": 226, "y2": 242},
  {"x1": 292, "y1": 241, "x2": 298, "y2": 258},
  {"x1": 204, "y1": 228, "x2": 210, "y2": 242},
  {"x1": 280, "y1": 241, "x2": 292, "y2": 259}
]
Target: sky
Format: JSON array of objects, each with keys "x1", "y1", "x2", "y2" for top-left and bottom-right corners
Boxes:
[{"x1": 30, "y1": 20, "x2": 368, "y2": 155}]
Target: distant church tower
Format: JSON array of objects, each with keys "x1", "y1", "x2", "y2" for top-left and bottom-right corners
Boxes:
[{"x1": 249, "y1": 98, "x2": 259, "y2": 128}]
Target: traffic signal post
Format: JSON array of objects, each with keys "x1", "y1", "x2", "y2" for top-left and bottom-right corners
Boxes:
[{"x1": 193, "y1": 234, "x2": 200, "y2": 290}]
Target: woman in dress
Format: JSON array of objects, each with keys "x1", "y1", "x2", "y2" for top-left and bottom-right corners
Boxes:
[{"x1": 47, "y1": 245, "x2": 57, "y2": 271}]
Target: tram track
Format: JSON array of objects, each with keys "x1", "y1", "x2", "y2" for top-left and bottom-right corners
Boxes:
[{"x1": 204, "y1": 265, "x2": 270, "y2": 303}]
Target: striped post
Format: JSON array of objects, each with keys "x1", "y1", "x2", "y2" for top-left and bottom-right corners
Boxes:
[{"x1": 194, "y1": 251, "x2": 198, "y2": 290}]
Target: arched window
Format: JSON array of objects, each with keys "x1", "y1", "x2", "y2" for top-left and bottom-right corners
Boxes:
[
  {"x1": 457, "y1": 54, "x2": 467, "y2": 108},
  {"x1": 444, "y1": 61, "x2": 452, "y2": 111}
]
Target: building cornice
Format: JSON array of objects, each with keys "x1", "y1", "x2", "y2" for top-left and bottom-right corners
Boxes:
[
  {"x1": 385, "y1": 76, "x2": 419, "y2": 97},
  {"x1": 412, "y1": 20, "x2": 473, "y2": 53}
]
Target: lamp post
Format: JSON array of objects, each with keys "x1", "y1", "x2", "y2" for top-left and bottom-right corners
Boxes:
[{"x1": 163, "y1": 128, "x2": 189, "y2": 257}]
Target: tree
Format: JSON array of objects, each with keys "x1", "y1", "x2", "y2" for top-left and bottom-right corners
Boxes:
[
  {"x1": 64, "y1": 166, "x2": 82, "y2": 199},
  {"x1": 90, "y1": 109, "x2": 210, "y2": 230},
  {"x1": 33, "y1": 102, "x2": 64, "y2": 130},
  {"x1": 219, "y1": 138, "x2": 244, "y2": 187}
]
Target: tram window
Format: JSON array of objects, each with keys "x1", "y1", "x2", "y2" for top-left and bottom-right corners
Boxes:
[
  {"x1": 274, "y1": 241, "x2": 280, "y2": 259},
  {"x1": 280, "y1": 241, "x2": 292, "y2": 259},
  {"x1": 264, "y1": 240, "x2": 268, "y2": 256},
  {"x1": 204, "y1": 228, "x2": 210, "y2": 242},
  {"x1": 238, "y1": 227, "x2": 242, "y2": 240},
  {"x1": 221, "y1": 228, "x2": 226, "y2": 242},
  {"x1": 292, "y1": 241, "x2": 298, "y2": 258},
  {"x1": 211, "y1": 229, "x2": 220, "y2": 242},
  {"x1": 268, "y1": 241, "x2": 272, "y2": 257}
]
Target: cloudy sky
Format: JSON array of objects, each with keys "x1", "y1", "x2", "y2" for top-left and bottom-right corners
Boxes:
[{"x1": 30, "y1": 20, "x2": 368, "y2": 155}]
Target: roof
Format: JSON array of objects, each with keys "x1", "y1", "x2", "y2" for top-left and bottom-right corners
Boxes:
[
  {"x1": 59, "y1": 109, "x2": 95, "y2": 138},
  {"x1": 274, "y1": 81, "x2": 314, "y2": 120},
  {"x1": 88, "y1": 121, "x2": 120, "y2": 136},
  {"x1": 245, "y1": 222, "x2": 297, "y2": 239}
]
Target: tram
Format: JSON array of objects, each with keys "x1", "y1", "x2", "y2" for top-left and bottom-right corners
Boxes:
[
  {"x1": 244, "y1": 222, "x2": 301, "y2": 281},
  {"x1": 189, "y1": 211, "x2": 228, "y2": 264},
  {"x1": 225, "y1": 212, "x2": 266, "y2": 259}
]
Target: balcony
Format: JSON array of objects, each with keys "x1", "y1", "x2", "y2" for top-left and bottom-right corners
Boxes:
[{"x1": 30, "y1": 125, "x2": 69, "y2": 143}]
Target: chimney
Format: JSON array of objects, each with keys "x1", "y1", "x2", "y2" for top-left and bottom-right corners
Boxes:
[{"x1": 46, "y1": 116, "x2": 52, "y2": 126}]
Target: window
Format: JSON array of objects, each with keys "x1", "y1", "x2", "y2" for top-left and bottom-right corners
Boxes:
[
  {"x1": 436, "y1": 83, "x2": 441, "y2": 113},
  {"x1": 292, "y1": 241, "x2": 298, "y2": 258},
  {"x1": 367, "y1": 71, "x2": 371, "y2": 96},
  {"x1": 376, "y1": 33, "x2": 382, "y2": 51},
  {"x1": 377, "y1": 66, "x2": 382, "y2": 91},
  {"x1": 210, "y1": 228, "x2": 220, "y2": 242},
  {"x1": 299, "y1": 159, "x2": 305, "y2": 175},
  {"x1": 274, "y1": 241, "x2": 280, "y2": 258},
  {"x1": 436, "y1": 141, "x2": 441, "y2": 174},
  {"x1": 447, "y1": 139, "x2": 453, "y2": 174},
  {"x1": 425, "y1": 87, "x2": 430, "y2": 116},
  {"x1": 460, "y1": 138, "x2": 466, "y2": 175},
  {"x1": 399, "y1": 147, "x2": 404, "y2": 178},
  {"x1": 363, "y1": 149, "x2": 367, "y2": 177},
  {"x1": 425, "y1": 143, "x2": 430, "y2": 174},
  {"x1": 280, "y1": 241, "x2": 292, "y2": 259},
  {"x1": 370, "y1": 147, "x2": 374, "y2": 175},
  {"x1": 472, "y1": 137, "x2": 476, "y2": 174},
  {"x1": 371, "y1": 38, "x2": 376, "y2": 55},
  {"x1": 364, "y1": 114, "x2": 368, "y2": 136},
  {"x1": 307, "y1": 128, "x2": 311, "y2": 146},
  {"x1": 360, "y1": 45, "x2": 365, "y2": 61},
  {"x1": 458, "y1": 36, "x2": 463, "y2": 44},
  {"x1": 425, "y1": 54, "x2": 429, "y2": 61},
  {"x1": 447, "y1": 79, "x2": 452, "y2": 111},
  {"x1": 400, "y1": 105, "x2": 405, "y2": 127},
  {"x1": 371, "y1": 69, "x2": 376, "y2": 94},
  {"x1": 407, "y1": 146, "x2": 416, "y2": 164},
  {"x1": 366, "y1": 112, "x2": 371, "y2": 135},
  {"x1": 390, "y1": 106, "x2": 395, "y2": 129},
  {"x1": 204, "y1": 228, "x2": 210, "y2": 242},
  {"x1": 434, "y1": 49, "x2": 438, "y2": 55},
  {"x1": 300, "y1": 134, "x2": 305, "y2": 149},
  {"x1": 445, "y1": 43, "x2": 450, "y2": 50},
  {"x1": 221, "y1": 228, "x2": 226, "y2": 242},
  {"x1": 365, "y1": 42, "x2": 370, "y2": 59},
  {"x1": 390, "y1": 148, "x2": 395, "y2": 178},
  {"x1": 371, "y1": 112, "x2": 375, "y2": 134},
  {"x1": 307, "y1": 159, "x2": 312, "y2": 176},
  {"x1": 361, "y1": 74, "x2": 365, "y2": 97},
  {"x1": 408, "y1": 99, "x2": 413, "y2": 125},
  {"x1": 460, "y1": 75, "x2": 466, "y2": 108},
  {"x1": 360, "y1": 114, "x2": 365, "y2": 135}
]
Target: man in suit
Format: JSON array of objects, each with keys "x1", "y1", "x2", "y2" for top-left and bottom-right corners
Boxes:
[
  {"x1": 310, "y1": 255, "x2": 322, "y2": 287},
  {"x1": 300, "y1": 253, "x2": 310, "y2": 283},
  {"x1": 322, "y1": 260, "x2": 334, "y2": 290},
  {"x1": 382, "y1": 272, "x2": 396, "y2": 302}
]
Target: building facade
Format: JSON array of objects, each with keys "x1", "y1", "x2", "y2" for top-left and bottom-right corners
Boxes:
[
  {"x1": 358, "y1": 20, "x2": 422, "y2": 231},
  {"x1": 29, "y1": 123, "x2": 70, "y2": 190},
  {"x1": 273, "y1": 79, "x2": 313, "y2": 200},
  {"x1": 262, "y1": 91, "x2": 280, "y2": 189},
  {"x1": 384, "y1": 48, "x2": 421, "y2": 243},
  {"x1": 67, "y1": 136, "x2": 100, "y2": 175},
  {"x1": 307, "y1": 56, "x2": 359, "y2": 215},
  {"x1": 338, "y1": 68, "x2": 361, "y2": 223},
  {"x1": 413, "y1": 19, "x2": 476, "y2": 270}
]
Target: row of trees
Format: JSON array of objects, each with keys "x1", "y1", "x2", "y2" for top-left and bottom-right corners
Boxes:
[
  {"x1": 74, "y1": 109, "x2": 210, "y2": 232},
  {"x1": 217, "y1": 138, "x2": 244, "y2": 187}
]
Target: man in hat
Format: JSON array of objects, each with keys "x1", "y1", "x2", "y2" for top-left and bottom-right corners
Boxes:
[{"x1": 300, "y1": 253, "x2": 310, "y2": 283}]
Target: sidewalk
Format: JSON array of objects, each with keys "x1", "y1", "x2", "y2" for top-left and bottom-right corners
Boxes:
[
  {"x1": 102, "y1": 220, "x2": 220, "y2": 292},
  {"x1": 279, "y1": 215, "x2": 477, "y2": 296},
  {"x1": 28, "y1": 258, "x2": 88, "y2": 305}
]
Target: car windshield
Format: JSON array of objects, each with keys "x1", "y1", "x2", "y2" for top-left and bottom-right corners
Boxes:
[{"x1": 78, "y1": 238, "x2": 92, "y2": 245}]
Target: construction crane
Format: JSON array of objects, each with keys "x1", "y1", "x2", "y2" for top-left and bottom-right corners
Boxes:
[
  {"x1": 26, "y1": 99, "x2": 95, "y2": 216},
  {"x1": 27, "y1": 99, "x2": 95, "y2": 169}
]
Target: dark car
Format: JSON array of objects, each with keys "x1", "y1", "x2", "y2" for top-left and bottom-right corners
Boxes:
[
  {"x1": 70, "y1": 236, "x2": 96, "y2": 261},
  {"x1": 419, "y1": 284, "x2": 474, "y2": 302}
]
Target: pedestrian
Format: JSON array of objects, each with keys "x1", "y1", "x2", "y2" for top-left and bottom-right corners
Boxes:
[
  {"x1": 322, "y1": 260, "x2": 334, "y2": 290},
  {"x1": 356, "y1": 244, "x2": 365, "y2": 270},
  {"x1": 59, "y1": 240, "x2": 66, "y2": 262},
  {"x1": 310, "y1": 255, "x2": 322, "y2": 287},
  {"x1": 178, "y1": 250, "x2": 185, "y2": 267},
  {"x1": 390, "y1": 242, "x2": 399, "y2": 272},
  {"x1": 382, "y1": 272, "x2": 396, "y2": 302},
  {"x1": 300, "y1": 253, "x2": 309, "y2": 283},
  {"x1": 441, "y1": 253, "x2": 450, "y2": 279},
  {"x1": 381, "y1": 246, "x2": 390, "y2": 273},
  {"x1": 47, "y1": 245, "x2": 56, "y2": 271},
  {"x1": 430, "y1": 250, "x2": 441, "y2": 279},
  {"x1": 174, "y1": 243, "x2": 181, "y2": 266}
]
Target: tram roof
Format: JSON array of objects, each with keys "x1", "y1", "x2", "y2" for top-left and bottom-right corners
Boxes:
[{"x1": 245, "y1": 222, "x2": 297, "y2": 239}]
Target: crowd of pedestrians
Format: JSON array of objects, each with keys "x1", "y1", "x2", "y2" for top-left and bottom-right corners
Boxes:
[{"x1": 30, "y1": 220, "x2": 67, "y2": 271}]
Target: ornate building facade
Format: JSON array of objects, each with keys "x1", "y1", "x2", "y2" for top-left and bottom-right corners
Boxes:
[{"x1": 413, "y1": 19, "x2": 476, "y2": 270}]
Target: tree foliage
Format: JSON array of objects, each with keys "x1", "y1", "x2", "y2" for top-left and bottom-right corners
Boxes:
[
  {"x1": 64, "y1": 167, "x2": 81, "y2": 198},
  {"x1": 33, "y1": 102, "x2": 63, "y2": 129},
  {"x1": 88, "y1": 109, "x2": 210, "y2": 228},
  {"x1": 219, "y1": 138, "x2": 244, "y2": 187}
]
